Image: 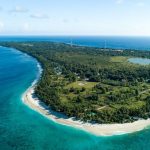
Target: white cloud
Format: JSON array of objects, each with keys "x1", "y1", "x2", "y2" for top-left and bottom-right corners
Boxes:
[
  {"x1": 62, "y1": 18, "x2": 79, "y2": 24},
  {"x1": 62, "y1": 19, "x2": 69, "y2": 23},
  {"x1": 10, "y1": 6, "x2": 28, "y2": 13},
  {"x1": 30, "y1": 13, "x2": 49, "y2": 19}
]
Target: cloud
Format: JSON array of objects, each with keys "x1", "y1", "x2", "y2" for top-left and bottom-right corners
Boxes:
[
  {"x1": 10, "y1": 6, "x2": 28, "y2": 13},
  {"x1": 62, "y1": 18, "x2": 79, "y2": 24},
  {"x1": 116, "y1": 0, "x2": 124, "y2": 4},
  {"x1": 30, "y1": 13, "x2": 49, "y2": 19},
  {"x1": 62, "y1": 19, "x2": 69, "y2": 23}
]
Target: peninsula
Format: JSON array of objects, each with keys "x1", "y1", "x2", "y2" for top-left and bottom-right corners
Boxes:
[{"x1": 2, "y1": 42, "x2": 150, "y2": 135}]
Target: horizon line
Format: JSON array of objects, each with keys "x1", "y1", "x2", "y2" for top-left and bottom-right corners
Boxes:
[{"x1": 0, "y1": 35, "x2": 150, "y2": 37}]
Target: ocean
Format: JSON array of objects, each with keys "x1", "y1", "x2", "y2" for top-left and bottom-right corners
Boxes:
[
  {"x1": 1, "y1": 36, "x2": 150, "y2": 50},
  {"x1": 0, "y1": 36, "x2": 150, "y2": 150}
]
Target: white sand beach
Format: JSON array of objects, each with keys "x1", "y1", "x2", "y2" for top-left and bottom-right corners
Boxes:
[{"x1": 22, "y1": 85, "x2": 150, "y2": 136}]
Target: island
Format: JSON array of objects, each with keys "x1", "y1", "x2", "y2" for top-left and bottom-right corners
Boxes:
[{"x1": 1, "y1": 42, "x2": 150, "y2": 135}]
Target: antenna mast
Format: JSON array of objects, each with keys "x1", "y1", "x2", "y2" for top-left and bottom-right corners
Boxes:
[
  {"x1": 104, "y1": 40, "x2": 107, "y2": 49},
  {"x1": 70, "y1": 38, "x2": 73, "y2": 47}
]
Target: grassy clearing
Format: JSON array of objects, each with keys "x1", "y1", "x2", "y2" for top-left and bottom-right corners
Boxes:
[
  {"x1": 111, "y1": 56, "x2": 128, "y2": 63},
  {"x1": 66, "y1": 81, "x2": 97, "y2": 89}
]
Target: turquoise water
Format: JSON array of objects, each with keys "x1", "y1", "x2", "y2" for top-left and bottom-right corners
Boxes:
[
  {"x1": 1, "y1": 39, "x2": 150, "y2": 149},
  {"x1": 128, "y1": 58, "x2": 150, "y2": 65}
]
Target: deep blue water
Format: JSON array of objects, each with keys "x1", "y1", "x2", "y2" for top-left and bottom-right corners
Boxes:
[
  {"x1": 1, "y1": 36, "x2": 150, "y2": 50},
  {"x1": 1, "y1": 36, "x2": 150, "y2": 150}
]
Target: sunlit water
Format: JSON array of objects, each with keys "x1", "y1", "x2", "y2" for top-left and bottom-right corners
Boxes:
[{"x1": 1, "y1": 37, "x2": 150, "y2": 150}]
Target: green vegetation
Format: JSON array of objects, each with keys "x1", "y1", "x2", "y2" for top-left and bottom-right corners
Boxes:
[{"x1": 1, "y1": 42, "x2": 150, "y2": 124}]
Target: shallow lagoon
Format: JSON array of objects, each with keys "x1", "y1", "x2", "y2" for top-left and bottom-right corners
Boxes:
[{"x1": 128, "y1": 58, "x2": 150, "y2": 65}]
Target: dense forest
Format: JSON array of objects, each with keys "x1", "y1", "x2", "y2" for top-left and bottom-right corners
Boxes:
[{"x1": 1, "y1": 41, "x2": 150, "y2": 123}]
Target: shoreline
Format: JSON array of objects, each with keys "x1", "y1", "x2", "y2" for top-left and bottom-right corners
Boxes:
[
  {"x1": 22, "y1": 85, "x2": 150, "y2": 136},
  {"x1": 2, "y1": 43, "x2": 150, "y2": 136},
  {"x1": 21, "y1": 60, "x2": 150, "y2": 136}
]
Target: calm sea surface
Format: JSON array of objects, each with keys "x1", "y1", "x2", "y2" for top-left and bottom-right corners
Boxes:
[{"x1": 0, "y1": 36, "x2": 150, "y2": 150}]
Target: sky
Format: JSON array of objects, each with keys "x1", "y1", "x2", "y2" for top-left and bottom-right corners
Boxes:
[{"x1": 0, "y1": 0, "x2": 149, "y2": 36}]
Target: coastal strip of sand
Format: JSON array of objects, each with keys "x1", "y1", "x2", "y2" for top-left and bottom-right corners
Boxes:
[{"x1": 22, "y1": 85, "x2": 150, "y2": 136}]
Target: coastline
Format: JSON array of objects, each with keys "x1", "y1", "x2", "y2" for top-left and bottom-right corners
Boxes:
[{"x1": 22, "y1": 64, "x2": 150, "y2": 136}]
